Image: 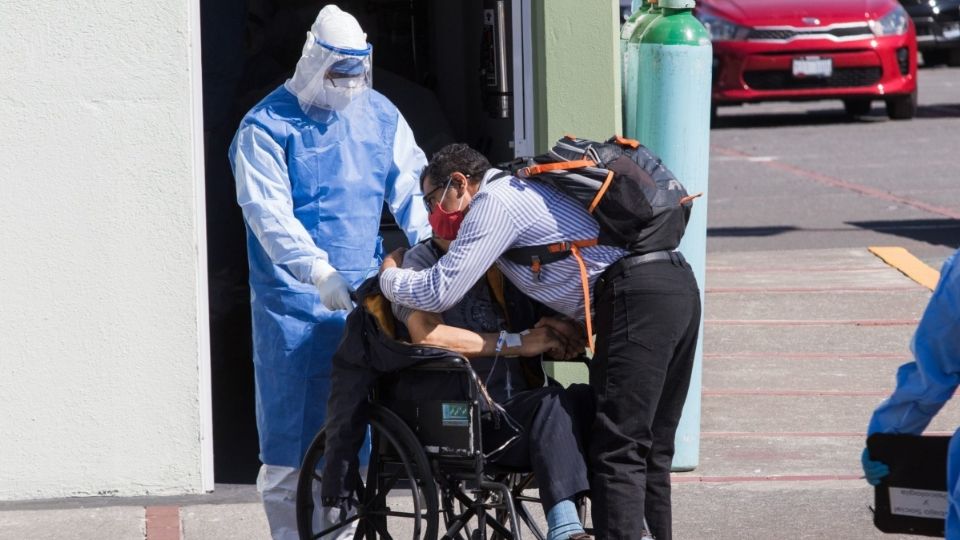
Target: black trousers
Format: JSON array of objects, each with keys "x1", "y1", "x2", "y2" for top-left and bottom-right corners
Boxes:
[
  {"x1": 483, "y1": 383, "x2": 595, "y2": 510},
  {"x1": 588, "y1": 257, "x2": 701, "y2": 540}
]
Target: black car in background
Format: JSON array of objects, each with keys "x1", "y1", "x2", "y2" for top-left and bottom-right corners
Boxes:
[{"x1": 899, "y1": 0, "x2": 960, "y2": 65}]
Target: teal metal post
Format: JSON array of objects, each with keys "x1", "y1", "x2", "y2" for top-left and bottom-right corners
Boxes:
[
  {"x1": 623, "y1": 0, "x2": 660, "y2": 140},
  {"x1": 637, "y1": 0, "x2": 712, "y2": 471}
]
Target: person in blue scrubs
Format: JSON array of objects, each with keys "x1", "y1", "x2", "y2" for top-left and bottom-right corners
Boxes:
[
  {"x1": 228, "y1": 5, "x2": 431, "y2": 539},
  {"x1": 862, "y1": 249, "x2": 960, "y2": 538}
]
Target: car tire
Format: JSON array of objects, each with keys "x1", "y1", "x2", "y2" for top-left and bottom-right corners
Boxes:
[
  {"x1": 843, "y1": 99, "x2": 872, "y2": 118},
  {"x1": 923, "y1": 50, "x2": 947, "y2": 67},
  {"x1": 947, "y1": 48, "x2": 960, "y2": 67},
  {"x1": 886, "y1": 91, "x2": 917, "y2": 120}
]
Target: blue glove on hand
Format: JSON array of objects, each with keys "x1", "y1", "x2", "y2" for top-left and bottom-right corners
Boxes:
[{"x1": 861, "y1": 447, "x2": 890, "y2": 486}]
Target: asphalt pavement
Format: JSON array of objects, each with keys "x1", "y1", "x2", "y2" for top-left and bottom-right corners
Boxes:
[
  {"x1": 710, "y1": 66, "x2": 960, "y2": 270},
  {"x1": 2, "y1": 67, "x2": 958, "y2": 540}
]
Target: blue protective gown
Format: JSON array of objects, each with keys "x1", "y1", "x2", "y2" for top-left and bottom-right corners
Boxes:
[
  {"x1": 229, "y1": 86, "x2": 430, "y2": 468},
  {"x1": 868, "y1": 250, "x2": 960, "y2": 537}
]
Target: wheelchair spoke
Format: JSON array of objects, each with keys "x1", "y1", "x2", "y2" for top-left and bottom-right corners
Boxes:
[
  {"x1": 311, "y1": 513, "x2": 360, "y2": 540},
  {"x1": 481, "y1": 510, "x2": 513, "y2": 538},
  {"x1": 365, "y1": 468, "x2": 402, "y2": 510},
  {"x1": 372, "y1": 515, "x2": 394, "y2": 540},
  {"x1": 513, "y1": 474, "x2": 535, "y2": 492},
  {"x1": 515, "y1": 501, "x2": 545, "y2": 540},
  {"x1": 372, "y1": 509, "x2": 430, "y2": 519},
  {"x1": 442, "y1": 509, "x2": 476, "y2": 540}
]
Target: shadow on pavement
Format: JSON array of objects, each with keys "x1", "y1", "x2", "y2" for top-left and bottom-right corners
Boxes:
[
  {"x1": 707, "y1": 225, "x2": 800, "y2": 237},
  {"x1": 916, "y1": 103, "x2": 960, "y2": 118},
  {"x1": 712, "y1": 103, "x2": 960, "y2": 129},
  {"x1": 847, "y1": 219, "x2": 960, "y2": 249},
  {"x1": 712, "y1": 109, "x2": 873, "y2": 129}
]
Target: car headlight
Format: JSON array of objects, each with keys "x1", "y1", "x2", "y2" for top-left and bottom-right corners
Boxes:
[
  {"x1": 695, "y1": 10, "x2": 750, "y2": 41},
  {"x1": 870, "y1": 5, "x2": 910, "y2": 36}
]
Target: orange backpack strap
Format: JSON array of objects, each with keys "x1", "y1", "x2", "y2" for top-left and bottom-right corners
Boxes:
[
  {"x1": 518, "y1": 159, "x2": 596, "y2": 178},
  {"x1": 680, "y1": 192, "x2": 704, "y2": 205},
  {"x1": 613, "y1": 135, "x2": 641, "y2": 149},
  {"x1": 588, "y1": 170, "x2": 615, "y2": 214},
  {"x1": 545, "y1": 239, "x2": 599, "y2": 253},
  {"x1": 568, "y1": 244, "x2": 595, "y2": 353},
  {"x1": 502, "y1": 239, "x2": 599, "y2": 352}
]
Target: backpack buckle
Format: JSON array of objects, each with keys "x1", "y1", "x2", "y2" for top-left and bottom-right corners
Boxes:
[{"x1": 531, "y1": 256, "x2": 542, "y2": 281}]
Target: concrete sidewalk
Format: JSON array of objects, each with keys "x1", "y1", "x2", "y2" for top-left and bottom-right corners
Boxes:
[
  {"x1": 672, "y1": 247, "x2": 955, "y2": 539},
  {"x1": 0, "y1": 247, "x2": 952, "y2": 540}
]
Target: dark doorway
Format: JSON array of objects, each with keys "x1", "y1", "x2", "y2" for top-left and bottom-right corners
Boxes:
[{"x1": 199, "y1": 0, "x2": 520, "y2": 482}]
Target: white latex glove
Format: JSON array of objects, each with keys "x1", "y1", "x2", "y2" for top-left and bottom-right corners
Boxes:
[{"x1": 312, "y1": 260, "x2": 354, "y2": 311}]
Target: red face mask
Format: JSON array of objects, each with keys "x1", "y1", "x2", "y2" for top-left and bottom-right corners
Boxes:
[{"x1": 427, "y1": 182, "x2": 466, "y2": 241}]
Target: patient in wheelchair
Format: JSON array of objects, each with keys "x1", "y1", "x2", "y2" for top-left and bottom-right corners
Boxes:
[{"x1": 320, "y1": 234, "x2": 595, "y2": 540}]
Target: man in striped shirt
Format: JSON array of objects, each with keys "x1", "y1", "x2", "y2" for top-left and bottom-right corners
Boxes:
[{"x1": 380, "y1": 143, "x2": 701, "y2": 540}]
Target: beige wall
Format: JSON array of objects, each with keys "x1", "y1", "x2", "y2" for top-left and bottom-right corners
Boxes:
[{"x1": 0, "y1": 0, "x2": 211, "y2": 499}]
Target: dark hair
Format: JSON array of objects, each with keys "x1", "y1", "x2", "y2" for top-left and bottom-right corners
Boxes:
[{"x1": 421, "y1": 143, "x2": 491, "y2": 189}]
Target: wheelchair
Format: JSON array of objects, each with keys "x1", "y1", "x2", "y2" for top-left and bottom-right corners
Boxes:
[{"x1": 295, "y1": 353, "x2": 588, "y2": 540}]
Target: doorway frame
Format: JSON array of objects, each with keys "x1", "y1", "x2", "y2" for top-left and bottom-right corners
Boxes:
[
  {"x1": 511, "y1": 0, "x2": 536, "y2": 156},
  {"x1": 190, "y1": 0, "x2": 215, "y2": 492}
]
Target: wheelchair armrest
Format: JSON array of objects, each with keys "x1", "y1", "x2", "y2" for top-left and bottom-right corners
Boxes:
[{"x1": 405, "y1": 355, "x2": 473, "y2": 372}]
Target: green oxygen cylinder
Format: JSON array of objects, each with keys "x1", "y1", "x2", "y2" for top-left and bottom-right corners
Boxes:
[
  {"x1": 620, "y1": 3, "x2": 647, "y2": 135},
  {"x1": 625, "y1": 0, "x2": 662, "y2": 141},
  {"x1": 638, "y1": 0, "x2": 712, "y2": 471}
]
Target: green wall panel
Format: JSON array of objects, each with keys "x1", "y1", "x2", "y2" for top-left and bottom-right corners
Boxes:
[
  {"x1": 531, "y1": 0, "x2": 620, "y2": 386},
  {"x1": 532, "y1": 0, "x2": 622, "y2": 153}
]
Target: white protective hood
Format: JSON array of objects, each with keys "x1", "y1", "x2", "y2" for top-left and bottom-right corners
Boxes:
[{"x1": 285, "y1": 5, "x2": 373, "y2": 114}]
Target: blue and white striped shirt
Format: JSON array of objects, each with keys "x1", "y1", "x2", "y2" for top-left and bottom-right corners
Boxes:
[{"x1": 380, "y1": 168, "x2": 627, "y2": 320}]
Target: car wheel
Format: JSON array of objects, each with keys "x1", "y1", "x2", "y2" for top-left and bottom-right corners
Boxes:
[
  {"x1": 923, "y1": 50, "x2": 947, "y2": 67},
  {"x1": 886, "y1": 91, "x2": 917, "y2": 120},
  {"x1": 843, "y1": 99, "x2": 872, "y2": 118},
  {"x1": 947, "y1": 48, "x2": 960, "y2": 67}
]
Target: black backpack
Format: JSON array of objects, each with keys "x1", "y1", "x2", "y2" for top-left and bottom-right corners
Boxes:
[
  {"x1": 501, "y1": 134, "x2": 699, "y2": 268},
  {"x1": 498, "y1": 135, "x2": 700, "y2": 350}
]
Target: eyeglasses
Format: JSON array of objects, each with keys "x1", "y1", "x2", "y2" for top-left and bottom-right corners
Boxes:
[
  {"x1": 421, "y1": 180, "x2": 450, "y2": 213},
  {"x1": 421, "y1": 175, "x2": 469, "y2": 213}
]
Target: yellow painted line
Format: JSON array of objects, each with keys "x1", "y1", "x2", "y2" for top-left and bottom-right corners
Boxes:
[{"x1": 869, "y1": 246, "x2": 940, "y2": 291}]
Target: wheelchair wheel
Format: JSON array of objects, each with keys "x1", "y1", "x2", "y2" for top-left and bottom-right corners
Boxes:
[{"x1": 297, "y1": 404, "x2": 439, "y2": 540}]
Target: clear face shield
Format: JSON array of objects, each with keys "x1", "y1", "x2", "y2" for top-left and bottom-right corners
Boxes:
[{"x1": 286, "y1": 34, "x2": 373, "y2": 113}]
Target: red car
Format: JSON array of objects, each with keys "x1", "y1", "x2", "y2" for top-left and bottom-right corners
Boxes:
[{"x1": 696, "y1": 0, "x2": 918, "y2": 119}]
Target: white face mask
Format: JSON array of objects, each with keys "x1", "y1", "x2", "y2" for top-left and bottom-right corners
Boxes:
[{"x1": 324, "y1": 86, "x2": 366, "y2": 111}]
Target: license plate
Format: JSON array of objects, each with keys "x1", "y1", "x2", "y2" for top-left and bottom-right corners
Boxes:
[
  {"x1": 792, "y1": 57, "x2": 833, "y2": 78},
  {"x1": 943, "y1": 23, "x2": 960, "y2": 40}
]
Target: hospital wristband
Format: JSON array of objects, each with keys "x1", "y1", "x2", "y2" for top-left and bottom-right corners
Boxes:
[
  {"x1": 504, "y1": 332, "x2": 523, "y2": 348},
  {"x1": 495, "y1": 330, "x2": 507, "y2": 354}
]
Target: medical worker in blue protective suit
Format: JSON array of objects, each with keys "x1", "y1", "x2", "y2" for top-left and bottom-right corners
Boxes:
[
  {"x1": 228, "y1": 5, "x2": 431, "y2": 539},
  {"x1": 862, "y1": 249, "x2": 960, "y2": 538}
]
